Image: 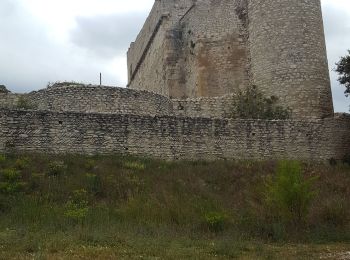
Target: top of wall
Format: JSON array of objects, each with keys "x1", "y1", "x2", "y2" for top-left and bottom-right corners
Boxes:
[
  {"x1": 1, "y1": 84, "x2": 346, "y2": 120},
  {"x1": 0, "y1": 84, "x2": 239, "y2": 119},
  {"x1": 0, "y1": 84, "x2": 174, "y2": 116}
]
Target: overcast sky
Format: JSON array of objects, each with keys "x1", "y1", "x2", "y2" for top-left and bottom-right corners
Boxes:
[{"x1": 0, "y1": 0, "x2": 349, "y2": 112}]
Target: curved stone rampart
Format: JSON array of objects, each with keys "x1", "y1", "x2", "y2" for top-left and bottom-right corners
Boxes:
[
  {"x1": 25, "y1": 85, "x2": 174, "y2": 116},
  {"x1": 0, "y1": 85, "x2": 238, "y2": 118}
]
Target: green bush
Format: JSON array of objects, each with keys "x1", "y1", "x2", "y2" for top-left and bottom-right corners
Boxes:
[
  {"x1": 64, "y1": 189, "x2": 89, "y2": 223},
  {"x1": 204, "y1": 212, "x2": 228, "y2": 233},
  {"x1": 14, "y1": 158, "x2": 30, "y2": 170},
  {"x1": 0, "y1": 168, "x2": 26, "y2": 194},
  {"x1": 123, "y1": 161, "x2": 146, "y2": 171},
  {"x1": 16, "y1": 96, "x2": 36, "y2": 110},
  {"x1": 84, "y1": 159, "x2": 96, "y2": 171},
  {"x1": 232, "y1": 85, "x2": 291, "y2": 119},
  {"x1": 46, "y1": 161, "x2": 67, "y2": 177},
  {"x1": 1, "y1": 168, "x2": 21, "y2": 182},
  {"x1": 264, "y1": 161, "x2": 317, "y2": 227},
  {"x1": 0, "y1": 85, "x2": 9, "y2": 93}
]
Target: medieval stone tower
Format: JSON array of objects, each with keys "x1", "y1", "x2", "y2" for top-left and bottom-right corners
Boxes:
[{"x1": 127, "y1": 0, "x2": 334, "y2": 118}]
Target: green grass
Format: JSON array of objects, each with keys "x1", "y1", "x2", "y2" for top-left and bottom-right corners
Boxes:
[{"x1": 0, "y1": 153, "x2": 349, "y2": 259}]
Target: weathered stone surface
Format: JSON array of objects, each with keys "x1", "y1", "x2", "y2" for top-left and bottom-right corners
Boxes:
[
  {"x1": 0, "y1": 85, "x2": 173, "y2": 116},
  {"x1": 0, "y1": 108, "x2": 349, "y2": 161},
  {"x1": 127, "y1": 0, "x2": 334, "y2": 119}
]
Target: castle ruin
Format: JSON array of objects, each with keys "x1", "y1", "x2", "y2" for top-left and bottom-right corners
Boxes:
[
  {"x1": 128, "y1": 0, "x2": 334, "y2": 119},
  {"x1": 0, "y1": 0, "x2": 349, "y2": 161}
]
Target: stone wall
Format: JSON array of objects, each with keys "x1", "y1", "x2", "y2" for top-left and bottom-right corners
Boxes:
[
  {"x1": 127, "y1": 0, "x2": 163, "y2": 83},
  {"x1": 0, "y1": 85, "x2": 239, "y2": 118},
  {"x1": 128, "y1": 0, "x2": 249, "y2": 99},
  {"x1": 1, "y1": 108, "x2": 349, "y2": 161},
  {"x1": 0, "y1": 85, "x2": 239, "y2": 119},
  {"x1": 172, "y1": 95, "x2": 236, "y2": 118},
  {"x1": 127, "y1": 0, "x2": 195, "y2": 96},
  {"x1": 127, "y1": 18, "x2": 171, "y2": 96},
  {"x1": 0, "y1": 85, "x2": 174, "y2": 116},
  {"x1": 171, "y1": 0, "x2": 249, "y2": 98},
  {"x1": 247, "y1": 0, "x2": 334, "y2": 118},
  {"x1": 0, "y1": 93, "x2": 22, "y2": 109}
]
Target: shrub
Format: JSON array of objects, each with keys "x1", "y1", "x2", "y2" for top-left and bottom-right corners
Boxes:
[
  {"x1": 204, "y1": 211, "x2": 228, "y2": 233},
  {"x1": 64, "y1": 189, "x2": 89, "y2": 223},
  {"x1": 47, "y1": 81, "x2": 85, "y2": 89},
  {"x1": 123, "y1": 161, "x2": 146, "y2": 171},
  {"x1": 46, "y1": 161, "x2": 67, "y2": 177},
  {"x1": 1, "y1": 168, "x2": 21, "y2": 182},
  {"x1": 84, "y1": 159, "x2": 96, "y2": 171},
  {"x1": 0, "y1": 85, "x2": 10, "y2": 93},
  {"x1": 15, "y1": 157, "x2": 30, "y2": 170},
  {"x1": 232, "y1": 85, "x2": 291, "y2": 119},
  {"x1": 0, "y1": 168, "x2": 26, "y2": 194},
  {"x1": 264, "y1": 161, "x2": 317, "y2": 227},
  {"x1": 16, "y1": 96, "x2": 36, "y2": 110}
]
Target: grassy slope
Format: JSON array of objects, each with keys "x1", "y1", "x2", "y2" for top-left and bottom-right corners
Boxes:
[{"x1": 0, "y1": 154, "x2": 349, "y2": 259}]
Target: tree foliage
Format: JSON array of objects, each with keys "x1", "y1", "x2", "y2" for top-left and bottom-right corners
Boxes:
[
  {"x1": 232, "y1": 85, "x2": 291, "y2": 119},
  {"x1": 0, "y1": 85, "x2": 9, "y2": 93},
  {"x1": 264, "y1": 161, "x2": 317, "y2": 226},
  {"x1": 335, "y1": 50, "x2": 350, "y2": 97}
]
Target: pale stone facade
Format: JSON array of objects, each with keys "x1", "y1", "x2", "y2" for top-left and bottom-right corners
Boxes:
[
  {"x1": 0, "y1": 84, "x2": 349, "y2": 161},
  {"x1": 127, "y1": 0, "x2": 334, "y2": 119}
]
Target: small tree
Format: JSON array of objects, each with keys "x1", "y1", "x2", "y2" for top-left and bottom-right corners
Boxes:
[
  {"x1": 0, "y1": 85, "x2": 9, "y2": 94},
  {"x1": 264, "y1": 161, "x2": 317, "y2": 227},
  {"x1": 335, "y1": 50, "x2": 350, "y2": 98},
  {"x1": 232, "y1": 85, "x2": 291, "y2": 119}
]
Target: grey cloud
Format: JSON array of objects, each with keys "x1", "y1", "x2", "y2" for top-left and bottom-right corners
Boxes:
[
  {"x1": 0, "y1": 1, "x2": 123, "y2": 92},
  {"x1": 322, "y1": 3, "x2": 350, "y2": 112},
  {"x1": 70, "y1": 13, "x2": 147, "y2": 58}
]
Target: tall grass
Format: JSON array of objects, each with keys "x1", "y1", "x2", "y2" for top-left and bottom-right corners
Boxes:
[{"x1": 0, "y1": 153, "x2": 349, "y2": 257}]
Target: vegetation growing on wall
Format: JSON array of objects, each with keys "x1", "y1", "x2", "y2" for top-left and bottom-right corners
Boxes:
[
  {"x1": 231, "y1": 85, "x2": 291, "y2": 119},
  {"x1": 47, "y1": 81, "x2": 85, "y2": 88},
  {"x1": 16, "y1": 96, "x2": 37, "y2": 110}
]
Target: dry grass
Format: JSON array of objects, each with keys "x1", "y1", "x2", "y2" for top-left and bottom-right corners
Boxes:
[{"x1": 0, "y1": 153, "x2": 349, "y2": 259}]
